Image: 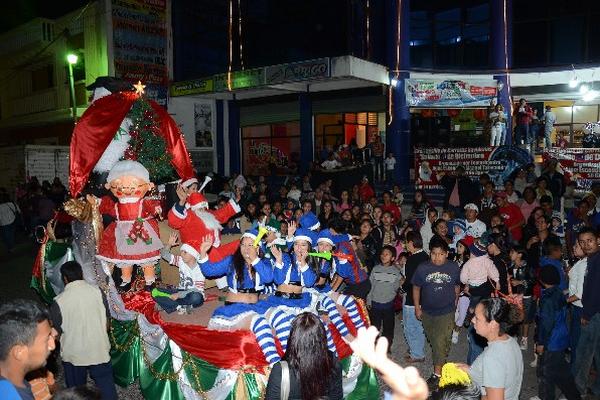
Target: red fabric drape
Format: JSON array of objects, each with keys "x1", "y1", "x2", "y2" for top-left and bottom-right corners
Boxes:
[
  {"x1": 69, "y1": 92, "x2": 138, "y2": 196},
  {"x1": 149, "y1": 101, "x2": 195, "y2": 182},
  {"x1": 122, "y1": 291, "x2": 357, "y2": 370}
]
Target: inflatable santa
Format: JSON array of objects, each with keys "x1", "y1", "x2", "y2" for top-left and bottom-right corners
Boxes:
[{"x1": 89, "y1": 160, "x2": 163, "y2": 292}]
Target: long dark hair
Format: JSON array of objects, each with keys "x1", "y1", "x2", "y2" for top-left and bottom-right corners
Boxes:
[
  {"x1": 232, "y1": 241, "x2": 262, "y2": 286},
  {"x1": 284, "y1": 313, "x2": 334, "y2": 400}
]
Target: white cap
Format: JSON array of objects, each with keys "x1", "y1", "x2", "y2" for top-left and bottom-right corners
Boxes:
[
  {"x1": 464, "y1": 203, "x2": 479, "y2": 213},
  {"x1": 107, "y1": 160, "x2": 150, "y2": 183}
]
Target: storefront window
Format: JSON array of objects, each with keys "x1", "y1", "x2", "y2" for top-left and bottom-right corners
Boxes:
[
  {"x1": 241, "y1": 122, "x2": 300, "y2": 176},
  {"x1": 315, "y1": 113, "x2": 378, "y2": 161}
]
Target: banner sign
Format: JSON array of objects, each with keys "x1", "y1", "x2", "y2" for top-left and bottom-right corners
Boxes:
[
  {"x1": 414, "y1": 146, "x2": 533, "y2": 189},
  {"x1": 111, "y1": 0, "x2": 169, "y2": 106},
  {"x1": 543, "y1": 148, "x2": 600, "y2": 192},
  {"x1": 406, "y1": 79, "x2": 497, "y2": 108},
  {"x1": 170, "y1": 78, "x2": 214, "y2": 97},
  {"x1": 243, "y1": 139, "x2": 290, "y2": 176},
  {"x1": 265, "y1": 58, "x2": 330, "y2": 85},
  {"x1": 214, "y1": 68, "x2": 265, "y2": 91}
]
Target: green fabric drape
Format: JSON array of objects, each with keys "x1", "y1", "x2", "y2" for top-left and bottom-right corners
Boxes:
[
  {"x1": 139, "y1": 342, "x2": 185, "y2": 400},
  {"x1": 110, "y1": 319, "x2": 143, "y2": 386},
  {"x1": 341, "y1": 357, "x2": 381, "y2": 400},
  {"x1": 110, "y1": 318, "x2": 380, "y2": 399},
  {"x1": 182, "y1": 351, "x2": 220, "y2": 395},
  {"x1": 30, "y1": 276, "x2": 56, "y2": 304}
]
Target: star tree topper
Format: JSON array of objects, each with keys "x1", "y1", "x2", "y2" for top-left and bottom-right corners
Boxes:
[{"x1": 133, "y1": 80, "x2": 146, "y2": 95}]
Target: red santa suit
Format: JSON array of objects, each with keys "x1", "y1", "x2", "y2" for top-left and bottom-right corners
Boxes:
[
  {"x1": 168, "y1": 192, "x2": 241, "y2": 262},
  {"x1": 96, "y1": 196, "x2": 163, "y2": 266}
]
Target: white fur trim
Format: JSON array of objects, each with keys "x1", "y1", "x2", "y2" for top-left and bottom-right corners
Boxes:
[
  {"x1": 182, "y1": 177, "x2": 198, "y2": 187},
  {"x1": 241, "y1": 232, "x2": 257, "y2": 240},
  {"x1": 180, "y1": 244, "x2": 200, "y2": 261},
  {"x1": 294, "y1": 235, "x2": 312, "y2": 244},
  {"x1": 228, "y1": 198, "x2": 241, "y2": 213},
  {"x1": 309, "y1": 222, "x2": 321, "y2": 231},
  {"x1": 198, "y1": 256, "x2": 209, "y2": 264},
  {"x1": 317, "y1": 238, "x2": 334, "y2": 246},
  {"x1": 190, "y1": 202, "x2": 209, "y2": 210}
]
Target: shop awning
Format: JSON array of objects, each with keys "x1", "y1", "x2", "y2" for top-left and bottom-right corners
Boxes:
[{"x1": 170, "y1": 56, "x2": 389, "y2": 100}]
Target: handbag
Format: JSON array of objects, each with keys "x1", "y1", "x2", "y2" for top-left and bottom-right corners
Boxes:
[{"x1": 280, "y1": 361, "x2": 290, "y2": 400}]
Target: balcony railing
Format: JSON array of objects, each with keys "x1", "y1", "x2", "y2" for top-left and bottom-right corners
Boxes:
[
  {"x1": 9, "y1": 89, "x2": 57, "y2": 117},
  {"x1": 0, "y1": 19, "x2": 54, "y2": 56}
]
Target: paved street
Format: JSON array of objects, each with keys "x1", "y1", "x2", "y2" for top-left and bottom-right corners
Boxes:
[{"x1": 0, "y1": 237, "x2": 538, "y2": 399}]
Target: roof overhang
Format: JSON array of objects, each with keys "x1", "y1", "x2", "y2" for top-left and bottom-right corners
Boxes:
[{"x1": 170, "y1": 55, "x2": 389, "y2": 100}]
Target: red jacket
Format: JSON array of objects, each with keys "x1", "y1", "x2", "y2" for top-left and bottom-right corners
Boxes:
[
  {"x1": 514, "y1": 104, "x2": 533, "y2": 125},
  {"x1": 359, "y1": 183, "x2": 375, "y2": 203},
  {"x1": 382, "y1": 202, "x2": 401, "y2": 223}
]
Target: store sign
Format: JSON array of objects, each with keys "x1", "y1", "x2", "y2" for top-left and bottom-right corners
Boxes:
[
  {"x1": 414, "y1": 146, "x2": 533, "y2": 189},
  {"x1": 544, "y1": 148, "x2": 600, "y2": 192},
  {"x1": 214, "y1": 68, "x2": 265, "y2": 91},
  {"x1": 111, "y1": 0, "x2": 169, "y2": 106},
  {"x1": 170, "y1": 78, "x2": 214, "y2": 97},
  {"x1": 406, "y1": 79, "x2": 497, "y2": 108},
  {"x1": 265, "y1": 58, "x2": 330, "y2": 84}
]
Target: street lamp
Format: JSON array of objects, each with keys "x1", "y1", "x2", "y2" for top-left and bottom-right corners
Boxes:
[{"x1": 67, "y1": 53, "x2": 78, "y2": 121}]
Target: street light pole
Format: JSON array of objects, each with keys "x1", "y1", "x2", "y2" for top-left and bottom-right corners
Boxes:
[{"x1": 67, "y1": 53, "x2": 78, "y2": 122}]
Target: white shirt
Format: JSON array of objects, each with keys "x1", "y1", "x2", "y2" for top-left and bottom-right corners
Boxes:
[
  {"x1": 543, "y1": 111, "x2": 556, "y2": 131},
  {"x1": 321, "y1": 159, "x2": 341, "y2": 170},
  {"x1": 465, "y1": 219, "x2": 487, "y2": 238},
  {"x1": 164, "y1": 253, "x2": 206, "y2": 292},
  {"x1": 384, "y1": 157, "x2": 396, "y2": 171},
  {"x1": 0, "y1": 202, "x2": 18, "y2": 226},
  {"x1": 568, "y1": 258, "x2": 587, "y2": 308}
]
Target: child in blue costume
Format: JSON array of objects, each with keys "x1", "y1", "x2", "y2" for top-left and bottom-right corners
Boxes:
[
  {"x1": 197, "y1": 229, "x2": 280, "y2": 365},
  {"x1": 263, "y1": 228, "x2": 334, "y2": 352},
  {"x1": 312, "y1": 229, "x2": 366, "y2": 341},
  {"x1": 327, "y1": 226, "x2": 371, "y2": 300}
]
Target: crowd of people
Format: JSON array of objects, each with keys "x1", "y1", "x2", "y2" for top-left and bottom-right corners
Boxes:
[{"x1": 3, "y1": 151, "x2": 600, "y2": 400}]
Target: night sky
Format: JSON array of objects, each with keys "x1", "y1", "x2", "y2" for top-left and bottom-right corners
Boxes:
[{"x1": 0, "y1": 0, "x2": 89, "y2": 33}]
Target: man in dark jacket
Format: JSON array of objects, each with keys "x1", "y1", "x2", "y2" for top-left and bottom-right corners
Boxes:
[
  {"x1": 438, "y1": 165, "x2": 476, "y2": 217},
  {"x1": 535, "y1": 266, "x2": 581, "y2": 400}
]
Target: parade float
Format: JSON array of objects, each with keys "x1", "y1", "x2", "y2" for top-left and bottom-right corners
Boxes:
[{"x1": 31, "y1": 78, "x2": 379, "y2": 399}]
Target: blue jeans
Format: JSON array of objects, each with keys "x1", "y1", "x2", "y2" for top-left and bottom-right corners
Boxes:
[
  {"x1": 467, "y1": 325, "x2": 486, "y2": 365},
  {"x1": 402, "y1": 305, "x2": 425, "y2": 359},
  {"x1": 374, "y1": 156, "x2": 384, "y2": 181},
  {"x1": 153, "y1": 288, "x2": 204, "y2": 313},
  {"x1": 63, "y1": 361, "x2": 117, "y2": 400},
  {"x1": 574, "y1": 313, "x2": 600, "y2": 395},
  {"x1": 570, "y1": 305, "x2": 583, "y2": 371},
  {"x1": 544, "y1": 128, "x2": 553, "y2": 148}
]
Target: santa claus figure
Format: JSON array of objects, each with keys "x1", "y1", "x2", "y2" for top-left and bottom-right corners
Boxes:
[
  {"x1": 168, "y1": 178, "x2": 241, "y2": 265},
  {"x1": 88, "y1": 160, "x2": 163, "y2": 292}
]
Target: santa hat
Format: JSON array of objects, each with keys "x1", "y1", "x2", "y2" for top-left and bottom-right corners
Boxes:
[
  {"x1": 180, "y1": 240, "x2": 202, "y2": 261},
  {"x1": 298, "y1": 212, "x2": 320, "y2": 231},
  {"x1": 265, "y1": 219, "x2": 281, "y2": 233},
  {"x1": 188, "y1": 192, "x2": 209, "y2": 210},
  {"x1": 181, "y1": 176, "x2": 198, "y2": 188},
  {"x1": 106, "y1": 160, "x2": 149, "y2": 183},
  {"x1": 294, "y1": 228, "x2": 316, "y2": 245},
  {"x1": 317, "y1": 229, "x2": 335, "y2": 246},
  {"x1": 241, "y1": 228, "x2": 259, "y2": 241}
]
